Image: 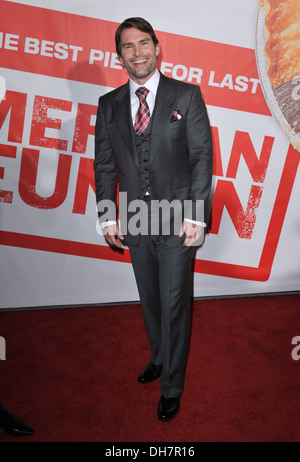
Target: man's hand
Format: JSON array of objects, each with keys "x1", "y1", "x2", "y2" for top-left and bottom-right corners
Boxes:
[
  {"x1": 179, "y1": 220, "x2": 204, "y2": 247},
  {"x1": 103, "y1": 223, "x2": 124, "y2": 248}
]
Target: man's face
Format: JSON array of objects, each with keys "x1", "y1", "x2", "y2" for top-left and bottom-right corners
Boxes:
[{"x1": 118, "y1": 27, "x2": 160, "y2": 84}]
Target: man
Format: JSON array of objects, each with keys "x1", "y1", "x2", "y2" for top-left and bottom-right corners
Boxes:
[{"x1": 94, "y1": 18, "x2": 213, "y2": 422}]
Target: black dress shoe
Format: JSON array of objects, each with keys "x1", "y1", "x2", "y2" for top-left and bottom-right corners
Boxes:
[
  {"x1": 137, "y1": 362, "x2": 162, "y2": 384},
  {"x1": 0, "y1": 407, "x2": 35, "y2": 436},
  {"x1": 157, "y1": 395, "x2": 180, "y2": 422}
]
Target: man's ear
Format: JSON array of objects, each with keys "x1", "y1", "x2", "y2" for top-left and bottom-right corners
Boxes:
[
  {"x1": 118, "y1": 54, "x2": 123, "y2": 65},
  {"x1": 155, "y1": 44, "x2": 160, "y2": 58}
]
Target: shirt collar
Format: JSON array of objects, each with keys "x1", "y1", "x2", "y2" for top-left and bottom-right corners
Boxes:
[{"x1": 129, "y1": 69, "x2": 160, "y2": 97}]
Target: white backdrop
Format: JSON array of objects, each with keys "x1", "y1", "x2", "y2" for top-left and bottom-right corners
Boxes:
[{"x1": 0, "y1": 0, "x2": 300, "y2": 309}]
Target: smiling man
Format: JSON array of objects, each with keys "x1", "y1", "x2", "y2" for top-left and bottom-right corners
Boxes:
[{"x1": 94, "y1": 18, "x2": 213, "y2": 422}]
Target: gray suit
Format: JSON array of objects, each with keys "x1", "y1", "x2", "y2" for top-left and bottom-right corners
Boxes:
[{"x1": 94, "y1": 72, "x2": 213, "y2": 397}]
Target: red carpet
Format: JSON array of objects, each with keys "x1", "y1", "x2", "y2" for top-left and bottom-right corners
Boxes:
[{"x1": 0, "y1": 294, "x2": 300, "y2": 442}]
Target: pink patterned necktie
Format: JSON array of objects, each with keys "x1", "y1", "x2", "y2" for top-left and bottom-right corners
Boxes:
[{"x1": 134, "y1": 87, "x2": 150, "y2": 135}]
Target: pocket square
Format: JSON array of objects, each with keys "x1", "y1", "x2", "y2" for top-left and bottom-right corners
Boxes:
[{"x1": 170, "y1": 107, "x2": 182, "y2": 122}]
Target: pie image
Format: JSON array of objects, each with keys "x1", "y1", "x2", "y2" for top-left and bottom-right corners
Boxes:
[
  {"x1": 256, "y1": 0, "x2": 300, "y2": 151},
  {"x1": 264, "y1": 0, "x2": 300, "y2": 88}
]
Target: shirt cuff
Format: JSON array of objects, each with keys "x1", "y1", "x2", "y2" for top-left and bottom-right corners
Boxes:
[
  {"x1": 100, "y1": 220, "x2": 117, "y2": 229},
  {"x1": 184, "y1": 218, "x2": 206, "y2": 227}
]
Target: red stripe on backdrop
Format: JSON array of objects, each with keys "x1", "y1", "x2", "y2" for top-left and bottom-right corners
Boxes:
[
  {"x1": 0, "y1": 230, "x2": 132, "y2": 263},
  {"x1": 0, "y1": 0, "x2": 269, "y2": 115}
]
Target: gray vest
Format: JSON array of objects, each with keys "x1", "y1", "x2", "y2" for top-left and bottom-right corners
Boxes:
[{"x1": 134, "y1": 119, "x2": 152, "y2": 198}]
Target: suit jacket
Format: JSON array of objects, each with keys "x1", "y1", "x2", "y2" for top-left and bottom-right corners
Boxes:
[{"x1": 94, "y1": 72, "x2": 213, "y2": 246}]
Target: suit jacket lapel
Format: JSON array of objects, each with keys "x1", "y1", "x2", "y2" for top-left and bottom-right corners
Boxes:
[
  {"x1": 112, "y1": 82, "x2": 139, "y2": 168},
  {"x1": 150, "y1": 74, "x2": 179, "y2": 165}
]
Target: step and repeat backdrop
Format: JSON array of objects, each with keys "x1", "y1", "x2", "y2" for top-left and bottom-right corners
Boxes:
[{"x1": 1, "y1": 0, "x2": 300, "y2": 309}]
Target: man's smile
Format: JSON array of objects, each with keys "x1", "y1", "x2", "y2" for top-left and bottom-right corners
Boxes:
[{"x1": 132, "y1": 58, "x2": 149, "y2": 65}]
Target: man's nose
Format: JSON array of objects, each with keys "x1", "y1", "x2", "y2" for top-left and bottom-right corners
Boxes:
[{"x1": 133, "y1": 45, "x2": 141, "y2": 56}]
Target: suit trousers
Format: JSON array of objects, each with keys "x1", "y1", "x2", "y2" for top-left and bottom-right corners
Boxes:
[{"x1": 128, "y1": 215, "x2": 193, "y2": 398}]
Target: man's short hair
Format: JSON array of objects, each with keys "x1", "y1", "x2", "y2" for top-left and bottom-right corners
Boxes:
[{"x1": 115, "y1": 17, "x2": 159, "y2": 56}]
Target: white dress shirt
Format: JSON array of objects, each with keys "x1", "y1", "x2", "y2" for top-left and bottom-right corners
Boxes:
[{"x1": 129, "y1": 68, "x2": 160, "y2": 123}]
